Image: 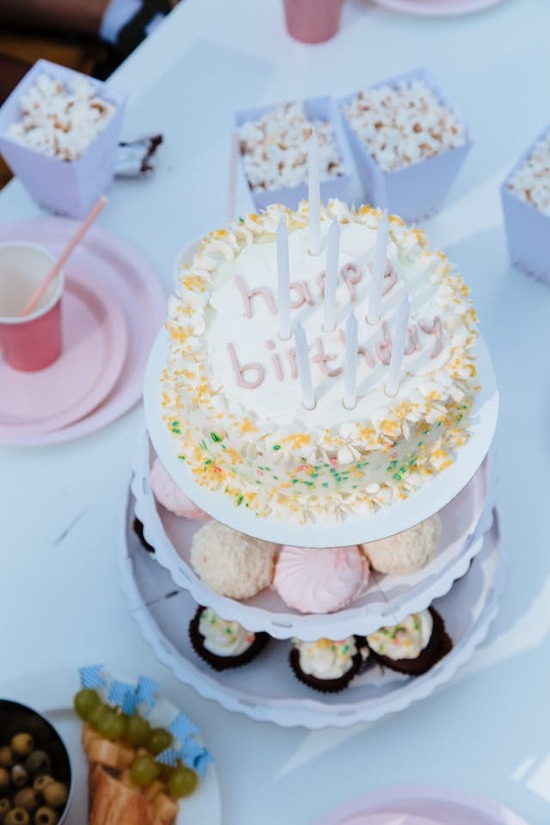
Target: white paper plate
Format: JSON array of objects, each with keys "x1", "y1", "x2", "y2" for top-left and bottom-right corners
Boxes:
[
  {"x1": 120, "y1": 488, "x2": 503, "y2": 729},
  {"x1": 144, "y1": 328, "x2": 498, "y2": 547},
  {"x1": 0, "y1": 669, "x2": 222, "y2": 825},
  {"x1": 371, "y1": 0, "x2": 511, "y2": 17},
  {"x1": 315, "y1": 783, "x2": 528, "y2": 825},
  {"x1": 132, "y1": 434, "x2": 494, "y2": 640}
]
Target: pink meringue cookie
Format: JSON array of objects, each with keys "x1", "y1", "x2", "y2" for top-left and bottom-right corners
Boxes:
[
  {"x1": 273, "y1": 545, "x2": 370, "y2": 614},
  {"x1": 150, "y1": 458, "x2": 209, "y2": 520}
]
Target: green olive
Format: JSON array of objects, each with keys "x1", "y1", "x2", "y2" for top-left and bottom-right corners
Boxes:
[
  {"x1": 0, "y1": 748, "x2": 13, "y2": 769},
  {"x1": 32, "y1": 776, "x2": 53, "y2": 797},
  {"x1": 41, "y1": 784, "x2": 67, "y2": 810},
  {"x1": 4, "y1": 808, "x2": 30, "y2": 825},
  {"x1": 24, "y1": 752, "x2": 51, "y2": 778},
  {"x1": 13, "y1": 790, "x2": 37, "y2": 814},
  {"x1": 10, "y1": 736, "x2": 33, "y2": 758},
  {"x1": 10, "y1": 765, "x2": 28, "y2": 789},
  {"x1": 33, "y1": 808, "x2": 58, "y2": 825}
]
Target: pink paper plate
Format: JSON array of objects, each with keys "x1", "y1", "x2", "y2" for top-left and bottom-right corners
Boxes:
[
  {"x1": 0, "y1": 218, "x2": 167, "y2": 446},
  {"x1": 372, "y1": 0, "x2": 510, "y2": 16},
  {"x1": 315, "y1": 785, "x2": 528, "y2": 825},
  {"x1": 0, "y1": 275, "x2": 128, "y2": 437}
]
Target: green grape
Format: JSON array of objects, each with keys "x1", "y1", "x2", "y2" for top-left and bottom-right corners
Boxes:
[
  {"x1": 87, "y1": 702, "x2": 110, "y2": 732},
  {"x1": 97, "y1": 710, "x2": 126, "y2": 742},
  {"x1": 129, "y1": 755, "x2": 160, "y2": 788},
  {"x1": 146, "y1": 728, "x2": 172, "y2": 756},
  {"x1": 124, "y1": 715, "x2": 151, "y2": 747},
  {"x1": 167, "y1": 765, "x2": 198, "y2": 799},
  {"x1": 73, "y1": 689, "x2": 101, "y2": 722}
]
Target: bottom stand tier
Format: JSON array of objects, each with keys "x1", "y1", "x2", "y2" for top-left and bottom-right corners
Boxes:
[{"x1": 119, "y1": 488, "x2": 503, "y2": 730}]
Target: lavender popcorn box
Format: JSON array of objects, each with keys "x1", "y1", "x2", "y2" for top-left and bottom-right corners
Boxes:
[
  {"x1": 339, "y1": 68, "x2": 473, "y2": 223},
  {"x1": 501, "y1": 125, "x2": 550, "y2": 285},
  {"x1": 235, "y1": 96, "x2": 354, "y2": 212},
  {"x1": 0, "y1": 59, "x2": 126, "y2": 219}
]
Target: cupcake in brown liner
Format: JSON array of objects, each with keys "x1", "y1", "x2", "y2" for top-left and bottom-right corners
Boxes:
[
  {"x1": 365, "y1": 607, "x2": 452, "y2": 677},
  {"x1": 132, "y1": 516, "x2": 155, "y2": 554},
  {"x1": 289, "y1": 637, "x2": 363, "y2": 694},
  {"x1": 189, "y1": 606, "x2": 270, "y2": 671}
]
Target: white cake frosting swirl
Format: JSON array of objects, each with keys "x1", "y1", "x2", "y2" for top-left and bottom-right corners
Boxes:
[{"x1": 162, "y1": 200, "x2": 478, "y2": 523}]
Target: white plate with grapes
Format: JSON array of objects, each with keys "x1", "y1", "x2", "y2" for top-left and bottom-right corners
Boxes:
[{"x1": 0, "y1": 668, "x2": 221, "y2": 825}]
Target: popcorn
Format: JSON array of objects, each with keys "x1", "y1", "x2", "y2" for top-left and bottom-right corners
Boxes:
[
  {"x1": 7, "y1": 72, "x2": 115, "y2": 162},
  {"x1": 238, "y1": 101, "x2": 344, "y2": 191},
  {"x1": 342, "y1": 80, "x2": 467, "y2": 172},
  {"x1": 506, "y1": 134, "x2": 550, "y2": 215}
]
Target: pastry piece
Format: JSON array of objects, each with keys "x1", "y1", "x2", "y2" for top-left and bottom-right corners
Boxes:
[
  {"x1": 150, "y1": 457, "x2": 209, "y2": 520},
  {"x1": 273, "y1": 545, "x2": 369, "y2": 613},
  {"x1": 83, "y1": 731, "x2": 178, "y2": 825},
  {"x1": 289, "y1": 636, "x2": 363, "y2": 693},
  {"x1": 359, "y1": 515, "x2": 441, "y2": 575},
  {"x1": 366, "y1": 607, "x2": 452, "y2": 676},
  {"x1": 89, "y1": 764, "x2": 159, "y2": 825},
  {"x1": 189, "y1": 606, "x2": 270, "y2": 671},
  {"x1": 190, "y1": 521, "x2": 278, "y2": 599}
]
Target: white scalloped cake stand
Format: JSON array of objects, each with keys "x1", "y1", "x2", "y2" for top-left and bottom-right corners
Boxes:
[
  {"x1": 131, "y1": 433, "x2": 495, "y2": 640},
  {"x1": 144, "y1": 329, "x2": 498, "y2": 547},
  {"x1": 119, "y1": 489, "x2": 503, "y2": 730}
]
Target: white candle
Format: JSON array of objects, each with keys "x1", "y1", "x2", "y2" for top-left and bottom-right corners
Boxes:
[
  {"x1": 385, "y1": 293, "x2": 410, "y2": 397},
  {"x1": 308, "y1": 130, "x2": 321, "y2": 255},
  {"x1": 323, "y1": 217, "x2": 340, "y2": 332},
  {"x1": 294, "y1": 321, "x2": 315, "y2": 410},
  {"x1": 277, "y1": 218, "x2": 291, "y2": 340},
  {"x1": 367, "y1": 211, "x2": 389, "y2": 325},
  {"x1": 343, "y1": 311, "x2": 358, "y2": 410}
]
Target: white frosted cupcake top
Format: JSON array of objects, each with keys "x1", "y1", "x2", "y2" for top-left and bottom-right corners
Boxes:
[
  {"x1": 292, "y1": 637, "x2": 358, "y2": 679},
  {"x1": 198, "y1": 607, "x2": 256, "y2": 657},
  {"x1": 367, "y1": 611, "x2": 432, "y2": 660}
]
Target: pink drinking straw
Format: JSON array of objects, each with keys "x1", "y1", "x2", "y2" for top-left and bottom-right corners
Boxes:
[
  {"x1": 19, "y1": 196, "x2": 108, "y2": 317},
  {"x1": 226, "y1": 131, "x2": 240, "y2": 228}
]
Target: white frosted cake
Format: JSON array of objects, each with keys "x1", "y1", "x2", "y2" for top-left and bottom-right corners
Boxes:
[{"x1": 161, "y1": 201, "x2": 478, "y2": 523}]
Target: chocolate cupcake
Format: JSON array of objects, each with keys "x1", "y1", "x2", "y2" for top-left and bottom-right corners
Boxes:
[
  {"x1": 133, "y1": 516, "x2": 155, "y2": 554},
  {"x1": 366, "y1": 607, "x2": 452, "y2": 677},
  {"x1": 289, "y1": 637, "x2": 363, "y2": 693},
  {"x1": 189, "y1": 606, "x2": 270, "y2": 671}
]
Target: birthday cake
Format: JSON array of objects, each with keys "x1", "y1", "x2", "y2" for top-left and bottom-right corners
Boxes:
[{"x1": 160, "y1": 200, "x2": 478, "y2": 523}]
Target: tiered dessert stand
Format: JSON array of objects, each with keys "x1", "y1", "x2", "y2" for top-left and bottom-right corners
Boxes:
[{"x1": 117, "y1": 327, "x2": 501, "y2": 729}]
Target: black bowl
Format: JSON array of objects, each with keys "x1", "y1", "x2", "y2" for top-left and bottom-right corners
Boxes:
[{"x1": 0, "y1": 699, "x2": 72, "y2": 817}]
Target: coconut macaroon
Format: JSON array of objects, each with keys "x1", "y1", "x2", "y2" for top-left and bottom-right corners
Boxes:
[
  {"x1": 359, "y1": 515, "x2": 441, "y2": 575},
  {"x1": 190, "y1": 521, "x2": 278, "y2": 599}
]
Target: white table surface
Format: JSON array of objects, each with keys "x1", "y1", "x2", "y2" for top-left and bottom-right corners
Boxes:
[{"x1": 1, "y1": 0, "x2": 550, "y2": 822}]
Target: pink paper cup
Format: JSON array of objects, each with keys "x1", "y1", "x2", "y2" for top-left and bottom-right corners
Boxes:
[
  {"x1": 283, "y1": 0, "x2": 344, "y2": 44},
  {"x1": 0, "y1": 242, "x2": 64, "y2": 372}
]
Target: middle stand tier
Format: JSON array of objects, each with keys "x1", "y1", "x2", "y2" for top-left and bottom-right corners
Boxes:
[{"x1": 132, "y1": 434, "x2": 495, "y2": 641}]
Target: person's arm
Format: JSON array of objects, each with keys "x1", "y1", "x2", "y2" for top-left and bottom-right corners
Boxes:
[{"x1": 0, "y1": 0, "x2": 109, "y2": 36}]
